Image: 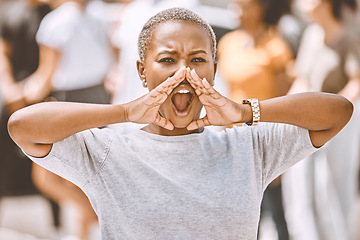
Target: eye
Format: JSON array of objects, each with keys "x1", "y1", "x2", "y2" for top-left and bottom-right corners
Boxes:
[
  {"x1": 159, "y1": 58, "x2": 175, "y2": 63},
  {"x1": 191, "y1": 57, "x2": 206, "y2": 63}
]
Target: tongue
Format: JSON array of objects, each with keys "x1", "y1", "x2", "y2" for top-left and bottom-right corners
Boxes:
[{"x1": 172, "y1": 93, "x2": 191, "y2": 112}]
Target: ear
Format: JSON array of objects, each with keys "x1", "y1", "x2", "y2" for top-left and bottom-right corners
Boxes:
[{"x1": 137, "y1": 60, "x2": 146, "y2": 81}]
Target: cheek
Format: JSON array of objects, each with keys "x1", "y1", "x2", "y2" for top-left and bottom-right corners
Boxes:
[
  {"x1": 146, "y1": 64, "x2": 179, "y2": 91},
  {"x1": 193, "y1": 65, "x2": 215, "y2": 84},
  {"x1": 146, "y1": 72, "x2": 168, "y2": 91}
]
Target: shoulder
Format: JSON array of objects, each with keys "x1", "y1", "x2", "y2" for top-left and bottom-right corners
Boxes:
[
  {"x1": 36, "y1": 3, "x2": 82, "y2": 46},
  {"x1": 219, "y1": 30, "x2": 244, "y2": 45},
  {"x1": 39, "y1": 3, "x2": 80, "y2": 29},
  {"x1": 302, "y1": 23, "x2": 324, "y2": 43},
  {"x1": 218, "y1": 30, "x2": 246, "y2": 55}
]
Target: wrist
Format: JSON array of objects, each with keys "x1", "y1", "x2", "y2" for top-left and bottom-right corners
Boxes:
[
  {"x1": 118, "y1": 103, "x2": 130, "y2": 123},
  {"x1": 240, "y1": 103, "x2": 253, "y2": 124},
  {"x1": 242, "y1": 99, "x2": 260, "y2": 126}
]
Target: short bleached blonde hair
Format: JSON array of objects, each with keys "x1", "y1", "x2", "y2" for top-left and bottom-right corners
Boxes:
[{"x1": 138, "y1": 7, "x2": 217, "y2": 62}]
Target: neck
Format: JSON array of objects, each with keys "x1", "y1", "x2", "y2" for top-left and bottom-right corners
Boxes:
[
  {"x1": 242, "y1": 23, "x2": 268, "y2": 42},
  {"x1": 50, "y1": 0, "x2": 83, "y2": 9},
  {"x1": 142, "y1": 124, "x2": 203, "y2": 136}
]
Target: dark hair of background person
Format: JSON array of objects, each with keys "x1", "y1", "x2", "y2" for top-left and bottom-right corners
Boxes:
[
  {"x1": 328, "y1": 0, "x2": 357, "y2": 19},
  {"x1": 259, "y1": 0, "x2": 292, "y2": 26}
]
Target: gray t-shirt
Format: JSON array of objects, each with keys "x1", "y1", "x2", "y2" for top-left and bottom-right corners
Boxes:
[{"x1": 27, "y1": 123, "x2": 316, "y2": 239}]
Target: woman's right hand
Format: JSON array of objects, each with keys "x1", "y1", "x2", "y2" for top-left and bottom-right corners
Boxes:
[{"x1": 124, "y1": 66, "x2": 186, "y2": 130}]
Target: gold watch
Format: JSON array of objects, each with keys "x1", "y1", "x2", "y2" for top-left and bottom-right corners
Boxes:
[{"x1": 242, "y1": 98, "x2": 260, "y2": 126}]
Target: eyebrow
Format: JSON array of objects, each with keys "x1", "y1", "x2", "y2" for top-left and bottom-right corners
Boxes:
[
  {"x1": 157, "y1": 50, "x2": 177, "y2": 56},
  {"x1": 189, "y1": 49, "x2": 208, "y2": 55},
  {"x1": 157, "y1": 49, "x2": 208, "y2": 56}
]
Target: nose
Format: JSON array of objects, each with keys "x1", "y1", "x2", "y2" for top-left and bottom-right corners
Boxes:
[{"x1": 178, "y1": 59, "x2": 188, "y2": 70}]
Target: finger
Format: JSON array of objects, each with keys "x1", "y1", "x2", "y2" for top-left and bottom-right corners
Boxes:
[
  {"x1": 186, "y1": 116, "x2": 211, "y2": 131},
  {"x1": 201, "y1": 78, "x2": 222, "y2": 100},
  {"x1": 186, "y1": 69, "x2": 206, "y2": 96},
  {"x1": 186, "y1": 68, "x2": 204, "y2": 90},
  {"x1": 153, "y1": 114, "x2": 174, "y2": 130},
  {"x1": 165, "y1": 66, "x2": 187, "y2": 90},
  {"x1": 152, "y1": 66, "x2": 186, "y2": 96},
  {"x1": 189, "y1": 69, "x2": 221, "y2": 99}
]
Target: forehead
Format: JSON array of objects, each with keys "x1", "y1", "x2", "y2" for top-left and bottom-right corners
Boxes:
[{"x1": 149, "y1": 21, "x2": 212, "y2": 53}]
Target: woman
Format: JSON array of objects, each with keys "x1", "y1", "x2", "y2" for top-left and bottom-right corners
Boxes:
[
  {"x1": 283, "y1": 0, "x2": 360, "y2": 239},
  {"x1": 217, "y1": 1, "x2": 294, "y2": 238},
  {"x1": 20, "y1": 0, "x2": 114, "y2": 238},
  {"x1": 217, "y1": 0, "x2": 294, "y2": 104},
  {"x1": 8, "y1": 8, "x2": 353, "y2": 239}
]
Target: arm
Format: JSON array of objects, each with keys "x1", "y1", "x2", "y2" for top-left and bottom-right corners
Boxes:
[
  {"x1": 259, "y1": 93, "x2": 352, "y2": 147},
  {"x1": 8, "y1": 102, "x2": 127, "y2": 157},
  {"x1": 186, "y1": 69, "x2": 353, "y2": 148},
  {"x1": 8, "y1": 66, "x2": 187, "y2": 158},
  {"x1": 0, "y1": 38, "x2": 27, "y2": 114},
  {"x1": 338, "y1": 74, "x2": 360, "y2": 103},
  {"x1": 22, "y1": 44, "x2": 59, "y2": 104}
]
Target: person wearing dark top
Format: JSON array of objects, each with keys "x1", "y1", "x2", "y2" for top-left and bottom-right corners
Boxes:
[{"x1": 0, "y1": 0, "x2": 51, "y2": 209}]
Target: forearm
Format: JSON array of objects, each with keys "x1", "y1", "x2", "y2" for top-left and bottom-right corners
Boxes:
[
  {"x1": 0, "y1": 48, "x2": 27, "y2": 113},
  {"x1": 8, "y1": 101, "x2": 127, "y2": 146},
  {"x1": 338, "y1": 76, "x2": 360, "y2": 103},
  {"x1": 0, "y1": 73, "x2": 27, "y2": 114},
  {"x1": 257, "y1": 92, "x2": 353, "y2": 147}
]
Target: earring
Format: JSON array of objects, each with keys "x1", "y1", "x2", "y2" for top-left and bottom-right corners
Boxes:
[{"x1": 142, "y1": 79, "x2": 147, "y2": 88}]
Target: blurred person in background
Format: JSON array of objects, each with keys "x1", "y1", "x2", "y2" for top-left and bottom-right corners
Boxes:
[
  {"x1": 21, "y1": 0, "x2": 115, "y2": 239},
  {"x1": 0, "y1": 0, "x2": 53, "y2": 232},
  {"x1": 108, "y1": 0, "x2": 200, "y2": 133},
  {"x1": 282, "y1": 0, "x2": 360, "y2": 239},
  {"x1": 217, "y1": 0, "x2": 294, "y2": 239}
]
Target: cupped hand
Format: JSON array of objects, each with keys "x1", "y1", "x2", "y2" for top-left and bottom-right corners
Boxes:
[
  {"x1": 124, "y1": 66, "x2": 187, "y2": 130},
  {"x1": 185, "y1": 68, "x2": 246, "y2": 130}
]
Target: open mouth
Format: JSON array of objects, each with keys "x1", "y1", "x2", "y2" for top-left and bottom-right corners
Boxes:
[{"x1": 171, "y1": 89, "x2": 194, "y2": 113}]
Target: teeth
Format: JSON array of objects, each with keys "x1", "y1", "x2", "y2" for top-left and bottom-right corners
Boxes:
[{"x1": 178, "y1": 90, "x2": 190, "y2": 94}]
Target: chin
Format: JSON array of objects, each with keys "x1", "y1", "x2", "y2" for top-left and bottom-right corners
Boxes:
[{"x1": 171, "y1": 119, "x2": 192, "y2": 129}]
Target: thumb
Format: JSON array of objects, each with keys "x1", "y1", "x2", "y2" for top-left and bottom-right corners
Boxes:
[
  {"x1": 186, "y1": 116, "x2": 210, "y2": 131},
  {"x1": 153, "y1": 114, "x2": 174, "y2": 130}
]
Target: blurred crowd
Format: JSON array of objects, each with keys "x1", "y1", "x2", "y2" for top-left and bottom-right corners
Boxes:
[{"x1": 1, "y1": 0, "x2": 360, "y2": 239}]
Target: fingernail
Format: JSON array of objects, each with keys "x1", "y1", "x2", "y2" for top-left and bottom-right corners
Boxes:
[{"x1": 203, "y1": 78, "x2": 210, "y2": 87}]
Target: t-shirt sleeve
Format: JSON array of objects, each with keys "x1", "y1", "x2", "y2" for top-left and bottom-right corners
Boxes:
[
  {"x1": 24, "y1": 128, "x2": 113, "y2": 188},
  {"x1": 251, "y1": 123, "x2": 317, "y2": 188},
  {"x1": 36, "y1": 8, "x2": 72, "y2": 49}
]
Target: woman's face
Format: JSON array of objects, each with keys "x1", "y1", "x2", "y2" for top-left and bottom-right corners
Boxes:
[
  {"x1": 137, "y1": 21, "x2": 216, "y2": 129},
  {"x1": 231, "y1": 0, "x2": 264, "y2": 28},
  {"x1": 298, "y1": 0, "x2": 328, "y2": 23}
]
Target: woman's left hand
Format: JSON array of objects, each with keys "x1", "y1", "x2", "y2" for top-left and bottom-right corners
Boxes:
[{"x1": 185, "y1": 68, "x2": 248, "y2": 130}]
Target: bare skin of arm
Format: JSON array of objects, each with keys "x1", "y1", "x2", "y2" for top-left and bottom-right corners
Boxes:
[
  {"x1": 0, "y1": 38, "x2": 27, "y2": 114},
  {"x1": 338, "y1": 75, "x2": 360, "y2": 103},
  {"x1": 8, "y1": 67, "x2": 188, "y2": 157},
  {"x1": 22, "y1": 44, "x2": 60, "y2": 104},
  {"x1": 8, "y1": 67, "x2": 353, "y2": 158}
]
